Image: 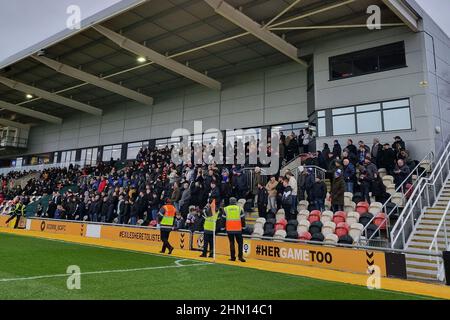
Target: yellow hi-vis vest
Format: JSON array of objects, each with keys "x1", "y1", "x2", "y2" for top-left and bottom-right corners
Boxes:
[
  {"x1": 224, "y1": 205, "x2": 242, "y2": 232},
  {"x1": 160, "y1": 205, "x2": 176, "y2": 227},
  {"x1": 203, "y1": 212, "x2": 218, "y2": 232},
  {"x1": 13, "y1": 203, "x2": 25, "y2": 216}
]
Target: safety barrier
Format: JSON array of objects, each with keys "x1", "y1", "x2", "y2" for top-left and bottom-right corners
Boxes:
[
  {"x1": 360, "y1": 150, "x2": 435, "y2": 247},
  {"x1": 5, "y1": 216, "x2": 447, "y2": 281},
  {"x1": 192, "y1": 231, "x2": 407, "y2": 278}
]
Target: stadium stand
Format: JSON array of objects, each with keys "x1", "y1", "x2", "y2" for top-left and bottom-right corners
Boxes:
[{"x1": 0, "y1": 135, "x2": 434, "y2": 248}]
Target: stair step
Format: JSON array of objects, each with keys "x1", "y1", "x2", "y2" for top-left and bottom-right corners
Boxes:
[
  {"x1": 406, "y1": 266, "x2": 438, "y2": 276},
  {"x1": 405, "y1": 254, "x2": 440, "y2": 264},
  {"x1": 409, "y1": 243, "x2": 446, "y2": 250},
  {"x1": 407, "y1": 270, "x2": 438, "y2": 280},
  {"x1": 415, "y1": 231, "x2": 448, "y2": 237},
  {"x1": 410, "y1": 237, "x2": 447, "y2": 245},
  {"x1": 406, "y1": 263, "x2": 438, "y2": 271}
]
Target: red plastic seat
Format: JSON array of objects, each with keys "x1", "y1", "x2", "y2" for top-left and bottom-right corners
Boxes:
[
  {"x1": 335, "y1": 222, "x2": 350, "y2": 237},
  {"x1": 332, "y1": 211, "x2": 347, "y2": 224},
  {"x1": 308, "y1": 210, "x2": 321, "y2": 223},
  {"x1": 373, "y1": 213, "x2": 387, "y2": 230},
  {"x1": 298, "y1": 231, "x2": 312, "y2": 241},
  {"x1": 310, "y1": 210, "x2": 321, "y2": 217},
  {"x1": 277, "y1": 218, "x2": 288, "y2": 227},
  {"x1": 275, "y1": 223, "x2": 286, "y2": 231},
  {"x1": 356, "y1": 202, "x2": 370, "y2": 214}
]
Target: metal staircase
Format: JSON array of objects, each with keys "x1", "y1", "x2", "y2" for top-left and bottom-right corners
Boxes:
[
  {"x1": 405, "y1": 179, "x2": 450, "y2": 280},
  {"x1": 390, "y1": 137, "x2": 450, "y2": 281}
]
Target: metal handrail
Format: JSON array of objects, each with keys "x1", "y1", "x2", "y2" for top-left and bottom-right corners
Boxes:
[
  {"x1": 390, "y1": 137, "x2": 450, "y2": 249},
  {"x1": 428, "y1": 200, "x2": 450, "y2": 281},
  {"x1": 429, "y1": 200, "x2": 450, "y2": 251},
  {"x1": 359, "y1": 150, "x2": 434, "y2": 245}
]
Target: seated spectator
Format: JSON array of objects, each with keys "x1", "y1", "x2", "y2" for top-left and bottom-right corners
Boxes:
[{"x1": 393, "y1": 159, "x2": 412, "y2": 189}]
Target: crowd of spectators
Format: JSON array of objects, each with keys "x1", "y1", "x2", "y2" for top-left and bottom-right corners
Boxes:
[{"x1": 0, "y1": 134, "x2": 418, "y2": 234}]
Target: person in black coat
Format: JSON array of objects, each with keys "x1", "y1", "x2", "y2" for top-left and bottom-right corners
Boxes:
[
  {"x1": 346, "y1": 139, "x2": 358, "y2": 157},
  {"x1": 332, "y1": 140, "x2": 342, "y2": 159},
  {"x1": 100, "y1": 196, "x2": 109, "y2": 223},
  {"x1": 379, "y1": 143, "x2": 396, "y2": 174},
  {"x1": 371, "y1": 174, "x2": 387, "y2": 203},
  {"x1": 129, "y1": 198, "x2": 139, "y2": 225},
  {"x1": 256, "y1": 183, "x2": 268, "y2": 218},
  {"x1": 310, "y1": 176, "x2": 327, "y2": 211}
]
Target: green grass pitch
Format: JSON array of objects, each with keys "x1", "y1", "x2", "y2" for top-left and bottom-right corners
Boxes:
[{"x1": 0, "y1": 233, "x2": 433, "y2": 300}]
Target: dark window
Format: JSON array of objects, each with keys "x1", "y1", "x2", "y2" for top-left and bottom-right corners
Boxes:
[{"x1": 329, "y1": 42, "x2": 406, "y2": 80}]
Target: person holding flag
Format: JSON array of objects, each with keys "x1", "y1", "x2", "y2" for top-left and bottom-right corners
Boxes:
[
  {"x1": 200, "y1": 199, "x2": 218, "y2": 258},
  {"x1": 5, "y1": 196, "x2": 26, "y2": 229}
]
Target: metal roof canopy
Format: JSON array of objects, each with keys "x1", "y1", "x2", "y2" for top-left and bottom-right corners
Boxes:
[{"x1": 0, "y1": 0, "x2": 415, "y2": 127}]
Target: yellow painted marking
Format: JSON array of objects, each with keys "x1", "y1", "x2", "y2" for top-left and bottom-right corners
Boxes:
[{"x1": 1, "y1": 228, "x2": 450, "y2": 299}]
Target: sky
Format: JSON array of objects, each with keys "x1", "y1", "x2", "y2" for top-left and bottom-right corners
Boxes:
[{"x1": 415, "y1": 0, "x2": 450, "y2": 37}]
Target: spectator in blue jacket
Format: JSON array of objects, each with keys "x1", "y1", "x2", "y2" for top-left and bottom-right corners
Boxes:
[{"x1": 343, "y1": 158, "x2": 356, "y2": 193}]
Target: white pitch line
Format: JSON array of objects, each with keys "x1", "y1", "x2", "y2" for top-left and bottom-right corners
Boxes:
[{"x1": 0, "y1": 261, "x2": 212, "y2": 283}]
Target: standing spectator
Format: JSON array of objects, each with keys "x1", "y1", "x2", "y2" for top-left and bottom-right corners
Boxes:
[
  {"x1": 304, "y1": 168, "x2": 315, "y2": 202},
  {"x1": 116, "y1": 194, "x2": 125, "y2": 224},
  {"x1": 179, "y1": 182, "x2": 191, "y2": 217},
  {"x1": 302, "y1": 130, "x2": 312, "y2": 153},
  {"x1": 310, "y1": 176, "x2": 327, "y2": 211},
  {"x1": 371, "y1": 138, "x2": 383, "y2": 168},
  {"x1": 379, "y1": 143, "x2": 396, "y2": 174},
  {"x1": 332, "y1": 140, "x2": 342, "y2": 159},
  {"x1": 286, "y1": 171, "x2": 298, "y2": 213},
  {"x1": 265, "y1": 176, "x2": 278, "y2": 213},
  {"x1": 297, "y1": 166, "x2": 307, "y2": 201},
  {"x1": 173, "y1": 211, "x2": 185, "y2": 230},
  {"x1": 364, "y1": 156, "x2": 378, "y2": 181},
  {"x1": 256, "y1": 183, "x2": 268, "y2": 218},
  {"x1": 392, "y1": 136, "x2": 406, "y2": 156},
  {"x1": 331, "y1": 169, "x2": 345, "y2": 212},
  {"x1": 357, "y1": 168, "x2": 372, "y2": 204},
  {"x1": 281, "y1": 177, "x2": 294, "y2": 220},
  {"x1": 346, "y1": 139, "x2": 357, "y2": 157},
  {"x1": 343, "y1": 159, "x2": 356, "y2": 193}
]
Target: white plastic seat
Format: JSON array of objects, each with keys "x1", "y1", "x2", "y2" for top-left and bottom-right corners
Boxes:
[
  {"x1": 274, "y1": 229, "x2": 287, "y2": 239},
  {"x1": 378, "y1": 168, "x2": 387, "y2": 178},
  {"x1": 322, "y1": 221, "x2": 336, "y2": 236},
  {"x1": 297, "y1": 200, "x2": 309, "y2": 211},
  {"x1": 344, "y1": 202, "x2": 356, "y2": 213},
  {"x1": 297, "y1": 220, "x2": 310, "y2": 234},
  {"x1": 255, "y1": 217, "x2": 266, "y2": 225},
  {"x1": 391, "y1": 192, "x2": 404, "y2": 206},
  {"x1": 382, "y1": 175, "x2": 394, "y2": 187},
  {"x1": 369, "y1": 202, "x2": 383, "y2": 215},
  {"x1": 386, "y1": 184, "x2": 396, "y2": 195},
  {"x1": 324, "y1": 233, "x2": 339, "y2": 244},
  {"x1": 349, "y1": 223, "x2": 364, "y2": 242},
  {"x1": 252, "y1": 226, "x2": 264, "y2": 238},
  {"x1": 297, "y1": 209, "x2": 310, "y2": 222},
  {"x1": 276, "y1": 209, "x2": 286, "y2": 222},
  {"x1": 346, "y1": 211, "x2": 360, "y2": 225},
  {"x1": 344, "y1": 192, "x2": 353, "y2": 205},
  {"x1": 321, "y1": 210, "x2": 334, "y2": 223}
]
